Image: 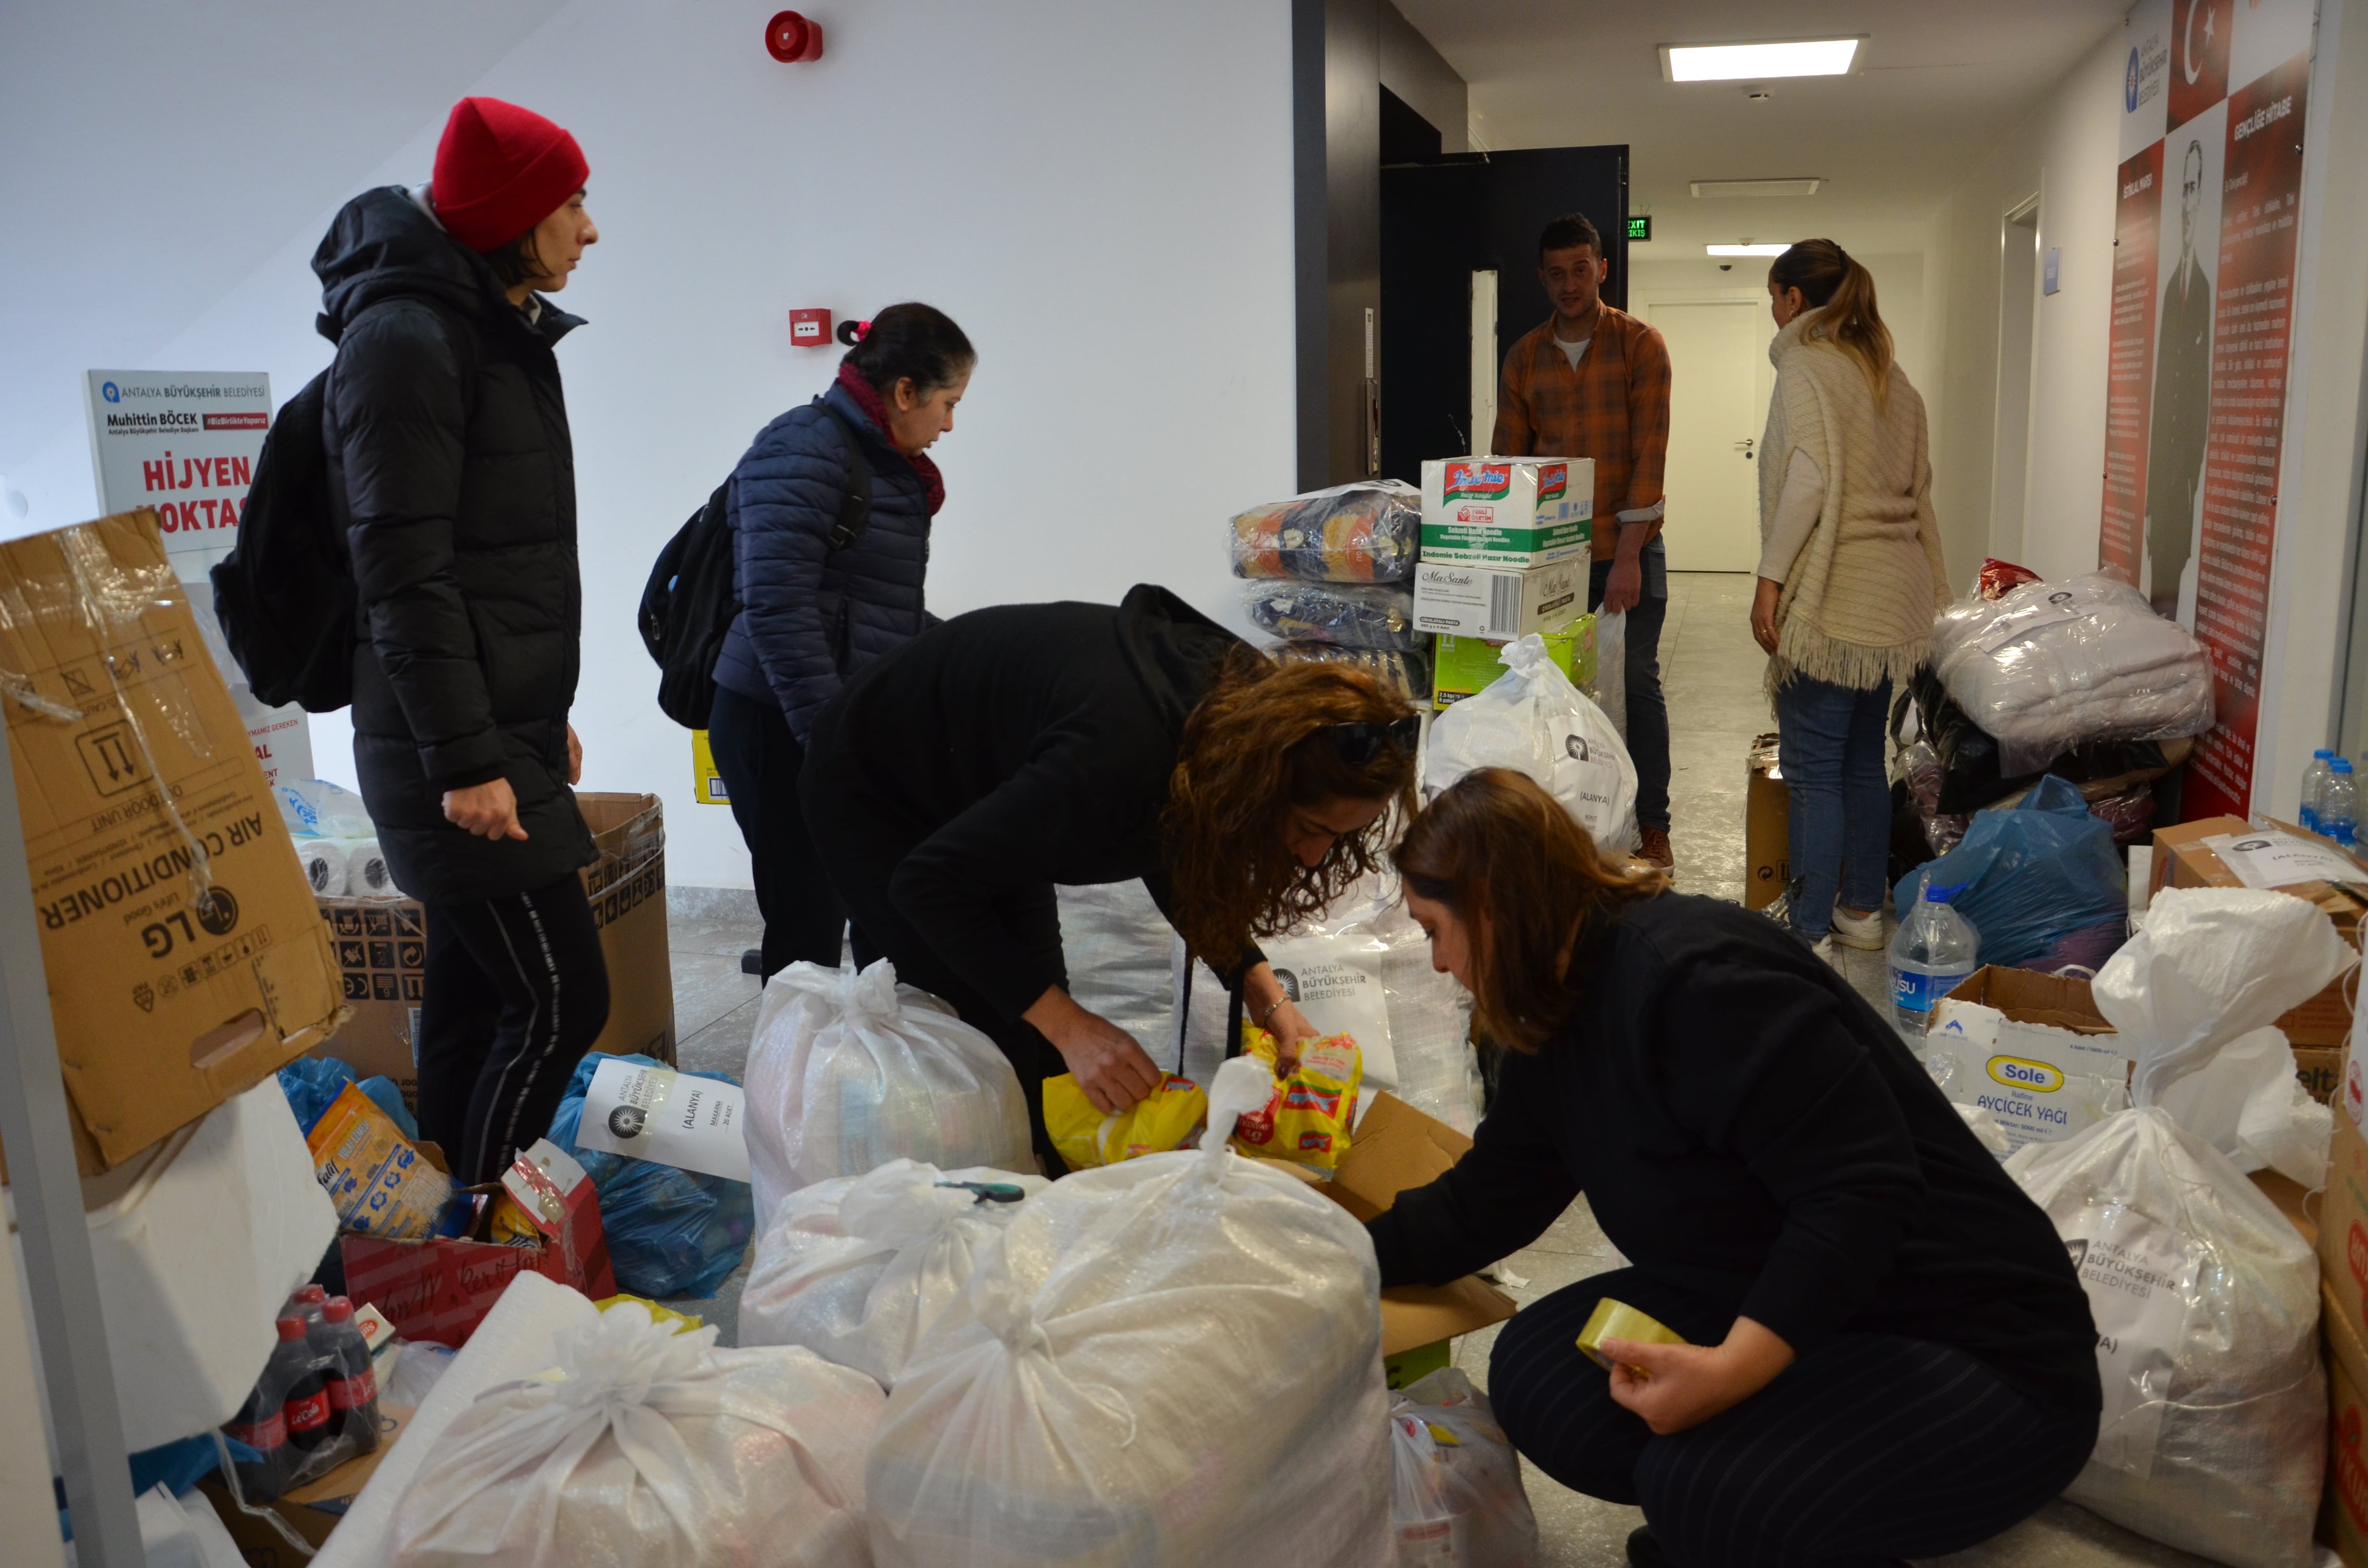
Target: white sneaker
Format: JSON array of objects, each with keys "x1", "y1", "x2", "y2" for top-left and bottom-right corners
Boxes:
[
  {"x1": 1810, "y1": 935, "x2": 1846, "y2": 970},
  {"x1": 1830, "y1": 905, "x2": 1886, "y2": 951}
]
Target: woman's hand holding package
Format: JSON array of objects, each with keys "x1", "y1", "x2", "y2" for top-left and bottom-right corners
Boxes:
[
  {"x1": 1242, "y1": 963, "x2": 1318, "y2": 1074},
  {"x1": 1025, "y1": 986, "x2": 1164, "y2": 1113},
  {"x1": 1602, "y1": 1317, "x2": 1795, "y2": 1435}
]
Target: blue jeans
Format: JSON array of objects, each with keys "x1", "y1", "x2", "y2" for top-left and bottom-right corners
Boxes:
[
  {"x1": 1589, "y1": 539, "x2": 1670, "y2": 832},
  {"x1": 1773, "y1": 674, "x2": 1892, "y2": 941}
]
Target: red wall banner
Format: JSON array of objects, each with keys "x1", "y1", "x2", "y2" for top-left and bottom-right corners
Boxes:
[{"x1": 2099, "y1": 143, "x2": 2163, "y2": 586}]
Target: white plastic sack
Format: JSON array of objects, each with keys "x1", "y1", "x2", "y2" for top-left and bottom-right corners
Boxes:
[
  {"x1": 1178, "y1": 875, "x2": 1481, "y2": 1134},
  {"x1": 1387, "y1": 1368, "x2": 1541, "y2": 1567},
  {"x1": 1932, "y1": 574, "x2": 2213, "y2": 773},
  {"x1": 743, "y1": 959, "x2": 1032, "y2": 1231},
  {"x1": 2004, "y1": 886, "x2": 2355, "y2": 1568},
  {"x1": 389, "y1": 1301, "x2": 882, "y2": 1568},
  {"x1": 866, "y1": 1057, "x2": 1393, "y2": 1568},
  {"x1": 1056, "y1": 880, "x2": 1177, "y2": 1056},
  {"x1": 1425, "y1": 633, "x2": 1639, "y2": 851},
  {"x1": 739, "y1": 1157, "x2": 1049, "y2": 1388},
  {"x1": 1591, "y1": 607, "x2": 1628, "y2": 738}
]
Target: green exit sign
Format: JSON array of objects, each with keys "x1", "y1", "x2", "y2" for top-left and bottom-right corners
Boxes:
[{"x1": 1628, "y1": 215, "x2": 1653, "y2": 242}]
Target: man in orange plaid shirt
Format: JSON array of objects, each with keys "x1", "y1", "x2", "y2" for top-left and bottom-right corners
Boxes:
[{"x1": 1492, "y1": 212, "x2": 1675, "y2": 868}]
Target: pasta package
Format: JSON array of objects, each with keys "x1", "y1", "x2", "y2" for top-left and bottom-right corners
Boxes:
[
  {"x1": 1042, "y1": 1073, "x2": 1209, "y2": 1169},
  {"x1": 1227, "y1": 480, "x2": 1420, "y2": 583},
  {"x1": 1233, "y1": 1028, "x2": 1363, "y2": 1173}
]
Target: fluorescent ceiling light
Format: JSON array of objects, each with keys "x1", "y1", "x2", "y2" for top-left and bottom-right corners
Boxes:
[
  {"x1": 1691, "y1": 178, "x2": 1823, "y2": 199},
  {"x1": 1706, "y1": 244, "x2": 1790, "y2": 257},
  {"x1": 1661, "y1": 38, "x2": 1861, "y2": 82}
]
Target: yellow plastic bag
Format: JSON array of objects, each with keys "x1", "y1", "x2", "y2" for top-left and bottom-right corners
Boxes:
[
  {"x1": 594, "y1": 1293, "x2": 704, "y2": 1335},
  {"x1": 1042, "y1": 1073, "x2": 1209, "y2": 1169},
  {"x1": 1231, "y1": 1028, "x2": 1362, "y2": 1172}
]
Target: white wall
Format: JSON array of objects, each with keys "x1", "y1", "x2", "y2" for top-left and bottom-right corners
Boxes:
[
  {"x1": 0, "y1": 0, "x2": 1297, "y2": 888},
  {"x1": 1628, "y1": 251, "x2": 1932, "y2": 394}
]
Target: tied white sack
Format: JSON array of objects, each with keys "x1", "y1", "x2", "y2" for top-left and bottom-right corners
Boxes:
[
  {"x1": 1387, "y1": 1368, "x2": 1542, "y2": 1567},
  {"x1": 1425, "y1": 633, "x2": 1639, "y2": 852},
  {"x1": 389, "y1": 1299, "x2": 882, "y2": 1568},
  {"x1": 1931, "y1": 574, "x2": 2213, "y2": 775},
  {"x1": 1057, "y1": 880, "x2": 1176, "y2": 1054},
  {"x1": 743, "y1": 958, "x2": 1031, "y2": 1233},
  {"x1": 739, "y1": 1157, "x2": 1048, "y2": 1387},
  {"x1": 2006, "y1": 887, "x2": 2355, "y2": 1568},
  {"x1": 865, "y1": 1057, "x2": 1392, "y2": 1568}
]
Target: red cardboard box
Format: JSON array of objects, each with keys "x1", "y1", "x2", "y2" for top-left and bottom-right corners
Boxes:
[{"x1": 340, "y1": 1139, "x2": 613, "y2": 1347}]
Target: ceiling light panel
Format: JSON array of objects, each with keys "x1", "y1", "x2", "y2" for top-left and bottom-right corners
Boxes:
[
  {"x1": 1661, "y1": 39, "x2": 1861, "y2": 82},
  {"x1": 1706, "y1": 245, "x2": 1790, "y2": 257},
  {"x1": 1691, "y1": 178, "x2": 1824, "y2": 199}
]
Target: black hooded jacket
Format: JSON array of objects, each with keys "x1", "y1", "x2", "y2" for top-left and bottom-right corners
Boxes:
[
  {"x1": 799, "y1": 585, "x2": 1256, "y2": 1023},
  {"x1": 313, "y1": 185, "x2": 594, "y2": 903}
]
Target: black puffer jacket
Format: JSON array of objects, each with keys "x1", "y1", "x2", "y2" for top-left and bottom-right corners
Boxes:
[
  {"x1": 315, "y1": 185, "x2": 595, "y2": 903},
  {"x1": 710, "y1": 380, "x2": 937, "y2": 742}
]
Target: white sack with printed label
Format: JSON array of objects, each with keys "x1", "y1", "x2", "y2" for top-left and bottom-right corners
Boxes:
[
  {"x1": 743, "y1": 959, "x2": 1031, "y2": 1233},
  {"x1": 864, "y1": 1058, "x2": 1392, "y2": 1568},
  {"x1": 2005, "y1": 887, "x2": 2355, "y2": 1568},
  {"x1": 1425, "y1": 633, "x2": 1638, "y2": 851},
  {"x1": 1387, "y1": 1368, "x2": 1540, "y2": 1567},
  {"x1": 388, "y1": 1301, "x2": 882, "y2": 1568},
  {"x1": 739, "y1": 1158, "x2": 1049, "y2": 1388}
]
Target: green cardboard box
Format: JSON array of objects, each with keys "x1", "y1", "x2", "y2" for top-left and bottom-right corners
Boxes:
[{"x1": 1419, "y1": 456, "x2": 1594, "y2": 567}]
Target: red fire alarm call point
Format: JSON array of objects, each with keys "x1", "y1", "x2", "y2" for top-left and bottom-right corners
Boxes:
[{"x1": 789, "y1": 308, "x2": 832, "y2": 346}]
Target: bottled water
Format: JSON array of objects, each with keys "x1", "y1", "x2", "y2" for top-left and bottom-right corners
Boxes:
[
  {"x1": 1889, "y1": 881, "x2": 1980, "y2": 1041},
  {"x1": 2303, "y1": 749, "x2": 2337, "y2": 833},
  {"x1": 2324, "y1": 759, "x2": 2359, "y2": 848}
]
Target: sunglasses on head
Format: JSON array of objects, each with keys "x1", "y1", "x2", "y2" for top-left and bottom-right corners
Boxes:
[{"x1": 1316, "y1": 714, "x2": 1420, "y2": 765}]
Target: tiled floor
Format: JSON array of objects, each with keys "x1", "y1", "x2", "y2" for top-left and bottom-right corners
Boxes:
[{"x1": 653, "y1": 574, "x2": 2208, "y2": 1568}]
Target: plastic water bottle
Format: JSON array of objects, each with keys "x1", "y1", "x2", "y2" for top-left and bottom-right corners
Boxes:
[
  {"x1": 1889, "y1": 882, "x2": 1980, "y2": 1041},
  {"x1": 2324, "y1": 759, "x2": 2360, "y2": 848},
  {"x1": 2304, "y1": 749, "x2": 2338, "y2": 833}
]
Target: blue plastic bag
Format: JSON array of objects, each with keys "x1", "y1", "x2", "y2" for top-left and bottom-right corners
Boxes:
[
  {"x1": 549, "y1": 1054, "x2": 753, "y2": 1299},
  {"x1": 1893, "y1": 774, "x2": 2128, "y2": 971},
  {"x1": 277, "y1": 1055, "x2": 355, "y2": 1135}
]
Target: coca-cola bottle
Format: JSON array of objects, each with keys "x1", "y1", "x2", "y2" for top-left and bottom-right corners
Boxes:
[
  {"x1": 280, "y1": 1320, "x2": 338, "y2": 1465},
  {"x1": 315, "y1": 1296, "x2": 380, "y2": 1453},
  {"x1": 221, "y1": 1318, "x2": 309, "y2": 1500}
]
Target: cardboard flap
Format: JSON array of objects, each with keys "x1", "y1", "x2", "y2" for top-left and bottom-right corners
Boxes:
[
  {"x1": 1381, "y1": 1278, "x2": 1518, "y2": 1358},
  {"x1": 1327, "y1": 1091, "x2": 1472, "y2": 1222},
  {"x1": 1941, "y1": 967, "x2": 2117, "y2": 1035}
]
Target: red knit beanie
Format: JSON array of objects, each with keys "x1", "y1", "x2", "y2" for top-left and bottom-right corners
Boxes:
[{"x1": 430, "y1": 97, "x2": 589, "y2": 253}]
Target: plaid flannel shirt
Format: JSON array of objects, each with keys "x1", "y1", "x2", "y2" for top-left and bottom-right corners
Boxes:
[{"x1": 1491, "y1": 305, "x2": 1673, "y2": 560}]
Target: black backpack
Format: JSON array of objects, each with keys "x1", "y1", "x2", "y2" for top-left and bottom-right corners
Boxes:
[
  {"x1": 638, "y1": 402, "x2": 874, "y2": 729},
  {"x1": 210, "y1": 302, "x2": 476, "y2": 712}
]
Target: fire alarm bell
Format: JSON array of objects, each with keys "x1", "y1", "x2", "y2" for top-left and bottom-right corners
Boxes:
[
  {"x1": 766, "y1": 11, "x2": 824, "y2": 62},
  {"x1": 789, "y1": 308, "x2": 832, "y2": 346}
]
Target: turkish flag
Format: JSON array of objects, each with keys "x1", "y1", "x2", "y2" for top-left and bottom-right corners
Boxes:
[{"x1": 2169, "y1": 0, "x2": 2232, "y2": 130}]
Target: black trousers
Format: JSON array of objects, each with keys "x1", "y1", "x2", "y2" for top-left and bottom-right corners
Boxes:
[
  {"x1": 799, "y1": 749, "x2": 1067, "y2": 1172},
  {"x1": 1491, "y1": 1269, "x2": 2096, "y2": 1568},
  {"x1": 708, "y1": 685, "x2": 873, "y2": 978},
  {"x1": 415, "y1": 872, "x2": 611, "y2": 1186},
  {"x1": 1590, "y1": 541, "x2": 1672, "y2": 832}
]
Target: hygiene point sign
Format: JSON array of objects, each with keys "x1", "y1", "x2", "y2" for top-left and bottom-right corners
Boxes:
[{"x1": 83, "y1": 369, "x2": 271, "y2": 576}]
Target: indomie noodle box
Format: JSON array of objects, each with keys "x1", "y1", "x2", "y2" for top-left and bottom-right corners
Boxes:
[
  {"x1": 1042, "y1": 1073, "x2": 1209, "y2": 1169},
  {"x1": 1232, "y1": 1028, "x2": 1363, "y2": 1174}
]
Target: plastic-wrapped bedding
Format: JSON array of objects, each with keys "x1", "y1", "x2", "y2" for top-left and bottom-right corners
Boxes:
[
  {"x1": 1270, "y1": 642, "x2": 1432, "y2": 701},
  {"x1": 1931, "y1": 574, "x2": 2214, "y2": 774},
  {"x1": 1227, "y1": 479, "x2": 1420, "y2": 583},
  {"x1": 865, "y1": 1058, "x2": 1393, "y2": 1568},
  {"x1": 1244, "y1": 581, "x2": 1422, "y2": 650}
]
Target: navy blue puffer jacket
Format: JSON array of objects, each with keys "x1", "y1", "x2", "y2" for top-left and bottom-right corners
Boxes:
[{"x1": 710, "y1": 381, "x2": 936, "y2": 741}]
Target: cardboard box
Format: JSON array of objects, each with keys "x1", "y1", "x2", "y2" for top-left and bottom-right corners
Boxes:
[
  {"x1": 1929, "y1": 968, "x2": 2130, "y2": 1154},
  {"x1": 1745, "y1": 734, "x2": 1788, "y2": 911},
  {"x1": 2153, "y1": 815, "x2": 2361, "y2": 1046},
  {"x1": 0, "y1": 511, "x2": 345, "y2": 1175},
  {"x1": 1419, "y1": 456, "x2": 1593, "y2": 567},
  {"x1": 2325, "y1": 1110, "x2": 2368, "y2": 1354},
  {"x1": 1432, "y1": 615, "x2": 1595, "y2": 710},
  {"x1": 2326, "y1": 1288, "x2": 2368, "y2": 1568},
  {"x1": 308, "y1": 792, "x2": 675, "y2": 1102},
  {"x1": 2302, "y1": 1046, "x2": 2346, "y2": 1105},
  {"x1": 1259, "y1": 1090, "x2": 1518, "y2": 1357},
  {"x1": 1412, "y1": 559, "x2": 1586, "y2": 640},
  {"x1": 198, "y1": 1403, "x2": 412, "y2": 1562},
  {"x1": 341, "y1": 1138, "x2": 615, "y2": 1347}
]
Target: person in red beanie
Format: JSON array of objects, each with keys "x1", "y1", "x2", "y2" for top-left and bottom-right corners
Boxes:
[{"x1": 309, "y1": 98, "x2": 610, "y2": 1184}]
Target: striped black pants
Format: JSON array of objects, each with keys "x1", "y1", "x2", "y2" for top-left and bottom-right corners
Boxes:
[
  {"x1": 1490, "y1": 1269, "x2": 2097, "y2": 1568},
  {"x1": 416, "y1": 873, "x2": 610, "y2": 1185}
]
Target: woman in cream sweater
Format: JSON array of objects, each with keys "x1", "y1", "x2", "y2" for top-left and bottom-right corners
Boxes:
[{"x1": 1751, "y1": 240, "x2": 1949, "y2": 956}]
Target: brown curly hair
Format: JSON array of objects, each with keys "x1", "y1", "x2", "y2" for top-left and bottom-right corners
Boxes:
[
  {"x1": 1394, "y1": 768, "x2": 1666, "y2": 1053},
  {"x1": 1162, "y1": 651, "x2": 1418, "y2": 968}
]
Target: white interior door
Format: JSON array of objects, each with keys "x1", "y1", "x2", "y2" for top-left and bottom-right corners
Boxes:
[{"x1": 1648, "y1": 299, "x2": 1772, "y2": 572}]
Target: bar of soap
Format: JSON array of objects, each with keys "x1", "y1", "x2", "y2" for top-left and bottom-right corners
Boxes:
[{"x1": 1576, "y1": 1298, "x2": 1689, "y2": 1371}]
